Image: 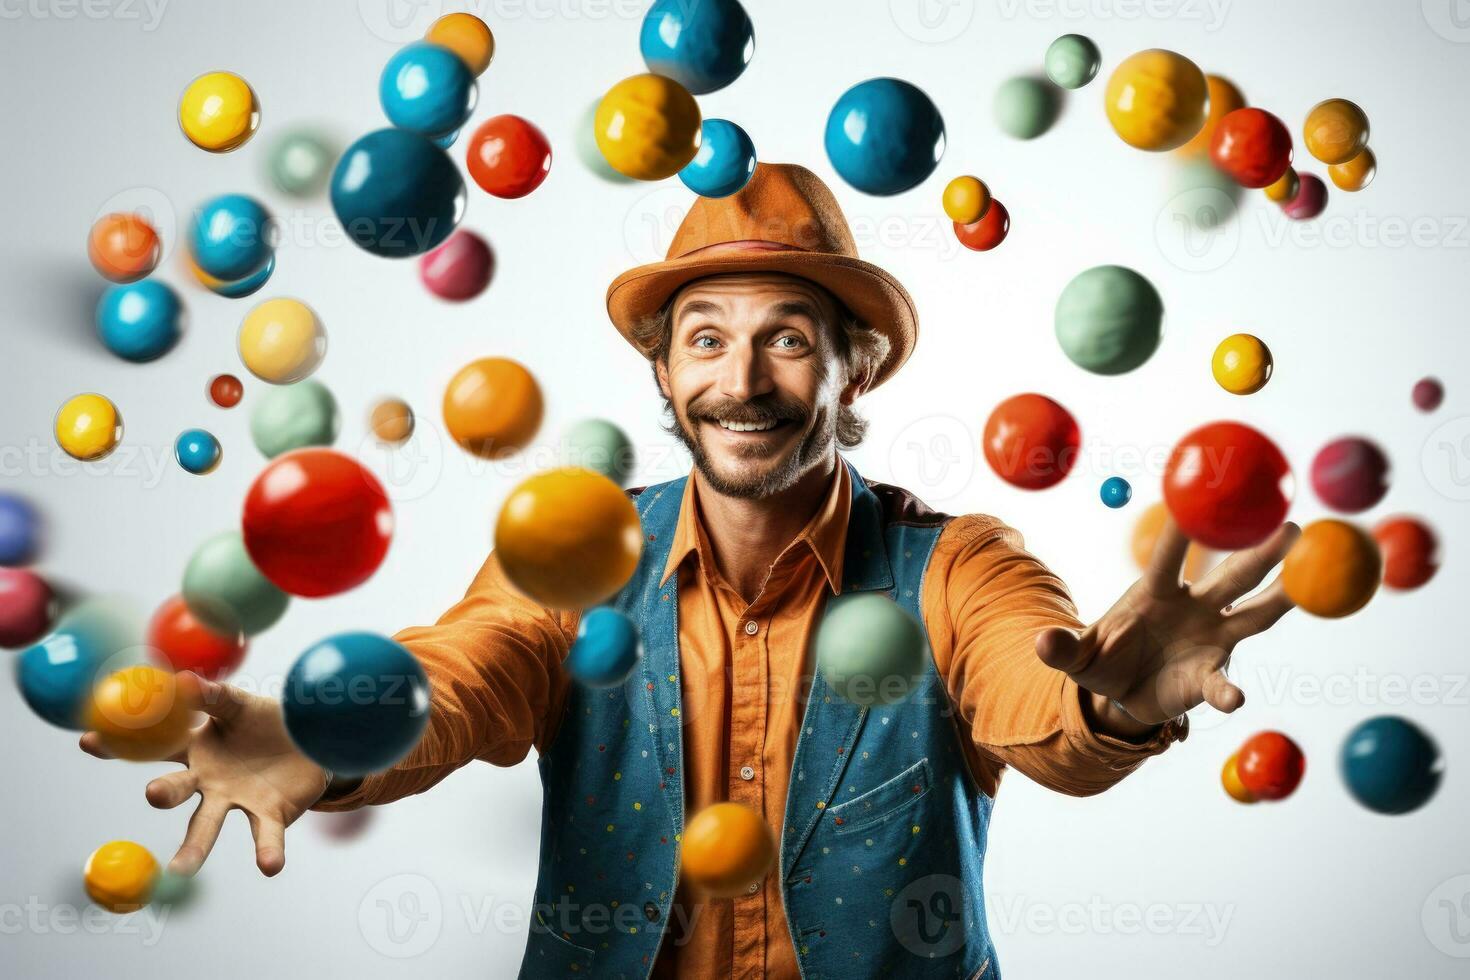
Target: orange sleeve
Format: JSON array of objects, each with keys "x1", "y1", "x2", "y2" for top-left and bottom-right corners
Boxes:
[
  {"x1": 924, "y1": 516, "x2": 1185, "y2": 798},
  {"x1": 314, "y1": 552, "x2": 577, "y2": 811}
]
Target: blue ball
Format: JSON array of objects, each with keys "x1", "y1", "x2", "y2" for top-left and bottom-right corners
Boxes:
[
  {"x1": 95, "y1": 281, "x2": 183, "y2": 362},
  {"x1": 1341, "y1": 716, "x2": 1443, "y2": 815},
  {"x1": 1100, "y1": 476, "x2": 1132, "y2": 509},
  {"x1": 567, "y1": 607, "x2": 641, "y2": 687},
  {"x1": 379, "y1": 41, "x2": 477, "y2": 138},
  {"x1": 640, "y1": 0, "x2": 754, "y2": 95},
  {"x1": 283, "y1": 632, "x2": 430, "y2": 776},
  {"x1": 190, "y1": 194, "x2": 276, "y2": 282},
  {"x1": 825, "y1": 77, "x2": 946, "y2": 196},
  {"x1": 0, "y1": 494, "x2": 40, "y2": 566},
  {"x1": 679, "y1": 119, "x2": 757, "y2": 198},
  {"x1": 175, "y1": 429, "x2": 221, "y2": 475},
  {"x1": 16, "y1": 620, "x2": 120, "y2": 729},
  {"x1": 206, "y1": 255, "x2": 275, "y2": 299},
  {"x1": 331, "y1": 128, "x2": 466, "y2": 258},
  {"x1": 432, "y1": 128, "x2": 460, "y2": 150}
]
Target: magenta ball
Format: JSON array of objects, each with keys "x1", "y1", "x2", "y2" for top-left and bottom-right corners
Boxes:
[
  {"x1": 0, "y1": 567, "x2": 55, "y2": 648},
  {"x1": 1413, "y1": 377, "x2": 1444, "y2": 413},
  {"x1": 419, "y1": 230, "x2": 494, "y2": 301},
  {"x1": 1311, "y1": 436, "x2": 1390, "y2": 513},
  {"x1": 1283, "y1": 173, "x2": 1328, "y2": 220}
]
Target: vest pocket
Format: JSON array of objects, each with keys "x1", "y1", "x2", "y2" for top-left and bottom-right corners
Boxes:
[
  {"x1": 525, "y1": 907, "x2": 597, "y2": 974},
  {"x1": 827, "y1": 757, "x2": 932, "y2": 835}
]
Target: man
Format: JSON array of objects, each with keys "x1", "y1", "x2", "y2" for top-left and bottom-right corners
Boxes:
[{"x1": 82, "y1": 163, "x2": 1299, "y2": 978}]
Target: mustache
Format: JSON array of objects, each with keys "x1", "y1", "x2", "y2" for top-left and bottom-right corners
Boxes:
[{"x1": 685, "y1": 395, "x2": 808, "y2": 426}]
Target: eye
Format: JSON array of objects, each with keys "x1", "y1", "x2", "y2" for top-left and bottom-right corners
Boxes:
[
  {"x1": 692, "y1": 333, "x2": 721, "y2": 350},
  {"x1": 773, "y1": 334, "x2": 806, "y2": 350}
]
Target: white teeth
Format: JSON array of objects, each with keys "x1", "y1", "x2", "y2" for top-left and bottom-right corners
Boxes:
[{"x1": 717, "y1": 418, "x2": 778, "y2": 432}]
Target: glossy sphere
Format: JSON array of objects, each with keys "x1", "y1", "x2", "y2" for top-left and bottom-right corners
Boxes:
[
  {"x1": 576, "y1": 98, "x2": 634, "y2": 184},
  {"x1": 1100, "y1": 476, "x2": 1132, "y2": 509},
  {"x1": 595, "y1": 74, "x2": 703, "y2": 181},
  {"x1": 1373, "y1": 516, "x2": 1439, "y2": 591},
  {"x1": 494, "y1": 467, "x2": 642, "y2": 610},
  {"x1": 283, "y1": 632, "x2": 429, "y2": 777},
  {"x1": 1054, "y1": 265, "x2": 1163, "y2": 375},
  {"x1": 148, "y1": 594, "x2": 246, "y2": 680},
  {"x1": 85, "y1": 841, "x2": 159, "y2": 914},
  {"x1": 208, "y1": 373, "x2": 243, "y2": 408},
  {"x1": 242, "y1": 449, "x2": 393, "y2": 598},
  {"x1": 87, "y1": 665, "x2": 195, "y2": 762},
  {"x1": 195, "y1": 253, "x2": 275, "y2": 299},
  {"x1": 420, "y1": 230, "x2": 494, "y2": 301},
  {"x1": 442, "y1": 357, "x2": 543, "y2": 458},
  {"x1": 561, "y1": 419, "x2": 635, "y2": 485},
  {"x1": 380, "y1": 42, "x2": 476, "y2": 137},
  {"x1": 238, "y1": 298, "x2": 326, "y2": 384},
  {"x1": 1263, "y1": 168, "x2": 1299, "y2": 204},
  {"x1": 1328, "y1": 147, "x2": 1375, "y2": 192},
  {"x1": 1210, "y1": 108, "x2": 1292, "y2": 188},
  {"x1": 175, "y1": 428, "x2": 222, "y2": 475},
  {"x1": 993, "y1": 76, "x2": 1059, "y2": 140},
  {"x1": 94, "y1": 281, "x2": 182, "y2": 363},
  {"x1": 1303, "y1": 99, "x2": 1369, "y2": 166},
  {"x1": 954, "y1": 199, "x2": 1010, "y2": 252},
  {"x1": 0, "y1": 494, "x2": 39, "y2": 566},
  {"x1": 88, "y1": 213, "x2": 161, "y2": 283},
  {"x1": 1221, "y1": 752, "x2": 1257, "y2": 804},
  {"x1": 1236, "y1": 731, "x2": 1305, "y2": 801},
  {"x1": 1211, "y1": 333, "x2": 1273, "y2": 395},
  {"x1": 1163, "y1": 422, "x2": 1292, "y2": 550},
  {"x1": 566, "y1": 607, "x2": 642, "y2": 687},
  {"x1": 266, "y1": 130, "x2": 335, "y2": 197},
  {"x1": 18, "y1": 601, "x2": 135, "y2": 729},
  {"x1": 680, "y1": 118, "x2": 757, "y2": 198},
  {"x1": 825, "y1": 78, "x2": 945, "y2": 196},
  {"x1": 942, "y1": 176, "x2": 990, "y2": 225},
  {"x1": 983, "y1": 393, "x2": 1080, "y2": 491},
  {"x1": 55, "y1": 393, "x2": 122, "y2": 461},
  {"x1": 0, "y1": 567, "x2": 54, "y2": 648},
  {"x1": 370, "y1": 398, "x2": 415, "y2": 445},
  {"x1": 1282, "y1": 173, "x2": 1327, "y2": 220},
  {"x1": 1311, "y1": 437, "x2": 1389, "y2": 513},
  {"x1": 466, "y1": 114, "x2": 552, "y2": 199},
  {"x1": 680, "y1": 802, "x2": 777, "y2": 898},
  {"x1": 1412, "y1": 377, "x2": 1444, "y2": 412},
  {"x1": 182, "y1": 530, "x2": 289, "y2": 637},
  {"x1": 250, "y1": 380, "x2": 340, "y2": 459},
  {"x1": 331, "y1": 128, "x2": 465, "y2": 258},
  {"x1": 639, "y1": 0, "x2": 754, "y2": 95},
  {"x1": 1131, "y1": 501, "x2": 1211, "y2": 581},
  {"x1": 1044, "y1": 34, "x2": 1101, "y2": 89},
  {"x1": 1283, "y1": 519, "x2": 1381, "y2": 619},
  {"x1": 1104, "y1": 49, "x2": 1208, "y2": 152},
  {"x1": 426, "y1": 12, "x2": 495, "y2": 76},
  {"x1": 1340, "y1": 716, "x2": 1442, "y2": 815},
  {"x1": 1179, "y1": 74, "x2": 1246, "y2": 157},
  {"x1": 190, "y1": 194, "x2": 274, "y2": 283},
  {"x1": 178, "y1": 72, "x2": 258, "y2": 152},
  {"x1": 816, "y1": 593, "x2": 926, "y2": 705}
]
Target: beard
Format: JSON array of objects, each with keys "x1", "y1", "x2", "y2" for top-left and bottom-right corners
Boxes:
[{"x1": 672, "y1": 391, "x2": 835, "y2": 499}]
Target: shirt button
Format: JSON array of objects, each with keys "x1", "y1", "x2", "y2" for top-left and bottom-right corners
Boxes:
[
  {"x1": 744, "y1": 620, "x2": 759, "y2": 635},
  {"x1": 746, "y1": 882, "x2": 760, "y2": 895},
  {"x1": 740, "y1": 765, "x2": 755, "y2": 781}
]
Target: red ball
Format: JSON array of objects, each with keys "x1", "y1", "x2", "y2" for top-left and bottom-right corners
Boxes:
[
  {"x1": 419, "y1": 230, "x2": 495, "y2": 301},
  {"x1": 1373, "y1": 516, "x2": 1439, "y2": 591},
  {"x1": 1412, "y1": 377, "x2": 1444, "y2": 413},
  {"x1": 208, "y1": 373, "x2": 243, "y2": 409},
  {"x1": 1163, "y1": 422, "x2": 1292, "y2": 550},
  {"x1": 1235, "y1": 731, "x2": 1305, "y2": 801},
  {"x1": 241, "y1": 449, "x2": 393, "y2": 598},
  {"x1": 1210, "y1": 108, "x2": 1293, "y2": 188},
  {"x1": 954, "y1": 199, "x2": 1010, "y2": 252},
  {"x1": 1282, "y1": 173, "x2": 1327, "y2": 220},
  {"x1": 982, "y1": 393, "x2": 1080, "y2": 490},
  {"x1": 148, "y1": 594, "x2": 247, "y2": 679},
  {"x1": 1310, "y1": 436, "x2": 1389, "y2": 513},
  {"x1": 0, "y1": 567, "x2": 54, "y2": 648},
  {"x1": 466, "y1": 114, "x2": 552, "y2": 199}
]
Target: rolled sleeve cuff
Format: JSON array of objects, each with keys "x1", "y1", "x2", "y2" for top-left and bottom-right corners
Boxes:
[
  {"x1": 1059, "y1": 678, "x2": 1188, "y2": 772},
  {"x1": 310, "y1": 772, "x2": 389, "y2": 813}
]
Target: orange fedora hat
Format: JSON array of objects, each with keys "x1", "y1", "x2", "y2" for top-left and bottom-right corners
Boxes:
[{"x1": 606, "y1": 162, "x2": 917, "y2": 390}]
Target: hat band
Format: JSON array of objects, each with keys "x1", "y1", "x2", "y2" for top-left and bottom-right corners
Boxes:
[{"x1": 678, "y1": 240, "x2": 805, "y2": 258}]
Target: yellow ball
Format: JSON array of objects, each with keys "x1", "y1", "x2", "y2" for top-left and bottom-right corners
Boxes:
[
  {"x1": 178, "y1": 71, "x2": 259, "y2": 153},
  {"x1": 1328, "y1": 147, "x2": 1376, "y2": 192},
  {"x1": 1303, "y1": 98, "x2": 1369, "y2": 166},
  {"x1": 55, "y1": 393, "x2": 122, "y2": 461},
  {"x1": 1211, "y1": 333, "x2": 1273, "y2": 395},
  {"x1": 1105, "y1": 49, "x2": 1209, "y2": 152},
  {"x1": 1263, "y1": 168, "x2": 1300, "y2": 203},
  {"x1": 594, "y1": 74, "x2": 702, "y2": 181},
  {"x1": 426, "y1": 12, "x2": 494, "y2": 77},
  {"x1": 238, "y1": 298, "x2": 327, "y2": 384},
  {"x1": 84, "y1": 840, "x2": 159, "y2": 914},
  {"x1": 942, "y1": 176, "x2": 990, "y2": 224},
  {"x1": 87, "y1": 666, "x2": 196, "y2": 762}
]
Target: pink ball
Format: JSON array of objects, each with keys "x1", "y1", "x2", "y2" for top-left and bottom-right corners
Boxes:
[
  {"x1": 1282, "y1": 173, "x2": 1328, "y2": 220},
  {"x1": 0, "y1": 567, "x2": 55, "y2": 648},
  {"x1": 419, "y1": 231, "x2": 495, "y2": 302},
  {"x1": 1311, "y1": 436, "x2": 1390, "y2": 513},
  {"x1": 1413, "y1": 377, "x2": 1444, "y2": 413}
]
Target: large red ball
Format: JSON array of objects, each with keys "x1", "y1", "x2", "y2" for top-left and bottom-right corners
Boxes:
[
  {"x1": 466, "y1": 114, "x2": 552, "y2": 199},
  {"x1": 419, "y1": 230, "x2": 495, "y2": 301},
  {"x1": 982, "y1": 393, "x2": 1080, "y2": 490},
  {"x1": 1163, "y1": 421, "x2": 1292, "y2": 550},
  {"x1": 148, "y1": 594, "x2": 247, "y2": 679},
  {"x1": 241, "y1": 449, "x2": 393, "y2": 598},
  {"x1": 954, "y1": 199, "x2": 1010, "y2": 252},
  {"x1": 1373, "y1": 516, "x2": 1439, "y2": 591},
  {"x1": 0, "y1": 567, "x2": 54, "y2": 648},
  {"x1": 1310, "y1": 436, "x2": 1389, "y2": 513},
  {"x1": 1235, "y1": 730, "x2": 1305, "y2": 801},
  {"x1": 1210, "y1": 108, "x2": 1293, "y2": 188}
]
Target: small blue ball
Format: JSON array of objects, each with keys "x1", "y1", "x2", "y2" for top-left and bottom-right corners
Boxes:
[
  {"x1": 190, "y1": 194, "x2": 276, "y2": 282},
  {"x1": 331, "y1": 128, "x2": 466, "y2": 258},
  {"x1": 0, "y1": 494, "x2": 39, "y2": 566},
  {"x1": 567, "y1": 607, "x2": 642, "y2": 688},
  {"x1": 206, "y1": 255, "x2": 276, "y2": 299},
  {"x1": 95, "y1": 281, "x2": 183, "y2": 362},
  {"x1": 1341, "y1": 716, "x2": 1443, "y2": 815},
  {"x1": 1100, "y1": 477, "x2": 1132, "y2": 509},
  {"x1": 640, "y1": 0, "x2": 754, "y2": 95},
  {"x1": 379, "y1": 41, "x2": 477, "y2": 138},
  {"x1": 825, "y1": 78, "x2": 946, "y2": 196},
  {"x1": 17, "y1": 628, "x2": 110, "y2": 729},
  {"x1": 679, "y1": 119, "x2": 757, "y2": 198},
  {"x1": 175, "y1": 429, "x2": 222, "y2": 475}
]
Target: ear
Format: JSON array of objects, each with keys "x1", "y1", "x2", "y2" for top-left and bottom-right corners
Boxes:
[
  {"x1": 655, "y1": 358, "x2": 672, "y2": 401},
  {"x1": 840, "y1": 366, "x2": 873, "y2": 407}
]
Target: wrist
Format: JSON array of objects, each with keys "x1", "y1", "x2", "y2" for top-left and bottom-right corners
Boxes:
[{"x1": 1085, "y1": 691, "x2": 1162, "y2": 742}]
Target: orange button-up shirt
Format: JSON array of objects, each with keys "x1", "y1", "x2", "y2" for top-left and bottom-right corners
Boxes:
[{"x1": 321, "y1": 462, "x2": 1181, "y2": 979}]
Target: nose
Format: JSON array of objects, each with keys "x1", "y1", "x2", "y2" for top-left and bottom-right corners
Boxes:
[{"x1": 718, "y1": 338, "x2": 775, "y2": 402}]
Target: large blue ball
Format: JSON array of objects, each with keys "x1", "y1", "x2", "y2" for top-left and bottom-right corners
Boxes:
[
  {"x1": 0, "y1": 494, "x2": 39, "y2": 566},
  {"x1": 1341, "y1": 716, "x2": 1443, "y2": 815},
  {"x1": 566, "y1": 607, "x2": 642, "y2": 688},
  {"x1": 283, "y1": 632, "x2": 430, "y2": 776},
  {"x1": 206, "y1": 255, "x2": 275, "y2": 299},
  {"x1": 331, "y1": 129, "x2": 465, "y2": 258},
  {"x1": 640, "y1": 0, "x2": 754, "y2": 95},
  {"x1": 379, "y1": 41, "x2": 477, "y2": 138},
  {"x1": 95, "y1": 280, "x2": 183, "y2": 362},
  {"x1": 190, "y1": 194, "x2": 276, "y2": 282},
  {"x1": 16, "y1": 602, "x2": 137, "y2": 729},
  {"x1": 825, "y1": 78, "x2": 946, "y2": 196},
  {"x1": 679, "y1": 118, "x2": 757, "y2": 198}
]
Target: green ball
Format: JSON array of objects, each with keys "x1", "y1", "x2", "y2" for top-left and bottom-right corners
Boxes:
[
  {"x1": 250, "y1": 379, "x2": 340, "y2": 459},
  {"x1": 993, "y1": 76, "x2": 1060, "y2": 140},
  {"x1": 561, "y1": 419, "x2": 635, "y2": 485},
  {"x1": 1045, "y1": 34, "x2": 1101, "y2": 89},
  {"x1": 815, "y1": 594, "x2": 926, "y2": 706},
  {"x1": 1165, "y1": 157, "x2": 1242, "y2": 230},
  {"x1": 267, "y1": 130, "x2": 335, "y2": 198},
  {"x1": 151, "y1": 870, "x2": 199, "y2": 912},
  {"x1": 1054, "y1": 265, "x2": 1164, "y2": 375},
  {"x1": 576, "y1": 100, "x2": 633, "y2": 185},
  {"x1": 182, "y1": 530, "x2": 289, "y2": 637}
]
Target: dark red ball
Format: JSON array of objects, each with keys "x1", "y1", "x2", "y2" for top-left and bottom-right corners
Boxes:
[
  {"x1": 148, "y1": 594, "x2": 247, "y2": 679},
  {"x1": 1311, "y1": 437, "x2": 1389, "y2": 514},
  {"x1": 1236, "y1": 731, "x2": 1305, "y2": 801},
  {"x1": 0, "y1": 567, "x2": 54, "y2": 648},
  {"x1": 1163, "y1": 422, "x2": 1293, "y2": 550},
  {"x1": 954, "y1": 199, "x2": 1010, "y2": 252},
  {"x1": 1412, "y1": 377, "x2": 1444, "y2": 413},
  {"x1": 419, "y1": 230, "x2": 494, "y2": 302},
  {"x1": 1210, "y1": 108, "x2": 1293, "y2": 188},
  {"x1": 466, "y1": 114, "x2": 552, "y2": 199},
  {"x1": 1282, "y1": 173, "x2": 1328, "y2": 220}
]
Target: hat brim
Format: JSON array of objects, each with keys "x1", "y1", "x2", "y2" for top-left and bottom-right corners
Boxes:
[{"x1": 606, "y1": 249, "x2": 916, "y2": 391}]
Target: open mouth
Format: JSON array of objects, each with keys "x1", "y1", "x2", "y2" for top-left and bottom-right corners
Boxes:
[{"x1": 716, "y1": 418, "x2": 783, "y2": 433}]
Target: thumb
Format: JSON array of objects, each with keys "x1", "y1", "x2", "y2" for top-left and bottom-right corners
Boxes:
[{"x1": 1035, "y1": 626, "x2": 1097, "y2": 675}]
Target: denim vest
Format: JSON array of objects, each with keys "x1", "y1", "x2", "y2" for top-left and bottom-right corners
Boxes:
[{"x1": 521, "y1": 464, "x2": 997, "y2": 979}]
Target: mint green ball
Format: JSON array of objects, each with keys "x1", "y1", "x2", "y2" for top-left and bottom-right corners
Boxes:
[
  {"x1": 1055, "y1": 266, "x2": 1164, "y2": 375},
  {"x1": 182, "y1": 530, "x2": 289, "y2": 637},
  {"x1": 815, "y1": 594, "x2": 926, "y2": 706},
  {"x1": 993, "y1": 76, "x2": 1059, "y2": 140},
  {"x1": 250, "y1": 379, "x2": 340, "y2": 459},
  {"x1": 577, "y1": 100, "x2": 633, "y2": 184},
  {"x1": 1165, "y1": 157, "x2": 1242, "y2": 229},
  {"x1": 267, "y1": 130, "x2": 335, "y2": 198},
  {"x1": 1045, "y1": 34, "x2": 1101, "y2": 89},
  {"x1": 561, "y1": 419, "x2": 635, "y2": 485}
]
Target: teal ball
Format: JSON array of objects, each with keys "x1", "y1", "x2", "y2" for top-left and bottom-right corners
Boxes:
[
  {"x1": 1045, "y1": 34, "x2": 1101, "y2": 89},
  {"x1": 250, "y1": 379, "x2": 340, "y2": 459},
  {"x1": 1054, "y1": 265, "x2": 1164, "y2": 375},
  {"x1": 182, "y1": 530, "x2": 289, "y2": 637},
  {"x1": 815, "y1": 594, "x2": 926, "y2": 706},
  {"x1": 561, "y1": 419, "x2": 635, "y2": 486},
  {"x1": 993, "y1": 76, "x2": 1060, "y2": 140}
]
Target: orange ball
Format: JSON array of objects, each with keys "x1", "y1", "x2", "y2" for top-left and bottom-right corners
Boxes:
[
  {"x1": 494, "y1": 467, "x2": 641, "y2": 609},
  {"x1": 86, "y1": 665, "x2": 196, "y2": 762},
  {"x1": 88, "y1": 213, "x2": 161, "y2": 283},
  {"x1": 442, "y1": 357, "x2": 543, "y2": 459},
  {"x1": 1282, "y1": 519, "x2": 1381, "y2": 618},
  {"x1": 1221, "y1": 752, "x2": 1257, "y2": 804},
  {"x1": 425, "y1": 12, "x2": 494, "y2": 77},
  {"x1": 680, "y1": 802, "x2": 777, "y2": 898},
  {"x1": 84, "y1": 840, "x2": 159, "y2": 913},
  {"x1": 370, "y1": 398, "x2": 415, "y2": 444},
  {"x1": 1328, "y1": 147, "x2": 1376, "y2": 192},
  {"x1": 1130, "y1": 501, "x2": 1211, "y2": 582},
  {"x1": 1263, "y1": 167, "x2": 1300, "y2": 204},
  {"x1": 1303, "y1": 98, "x2": 1369, "y2": 166},
  {"x1": 1179, "y1": 74, "x2": 1246, "y2": 156}
]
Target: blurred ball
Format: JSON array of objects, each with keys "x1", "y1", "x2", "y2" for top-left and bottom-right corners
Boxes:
[
  {"x1": 182, "y1": 530, "x2": 290, "y2": 637},
  {"x1": 1303, "y1": 98, "x2": 1369, "y2": 166},
  {"x1": 379, "y1": 41, "x2": 476, "y2": 137},
  {"x1": 0, "y1": 567, "x2": 54, "y2": 648},
  {"x1": 148, "y1": 594, "x2": 246, "y2": 680},
  {"x1": 983, "y1": 393, "x2": 1079, "y2": 490},
  {"x1": 178, "y1": 71, "x2": 258, "y2": 152},
  {"x1": 1221, "y1": 752, "x2": 1257, "y2": 804},
  {"x1": 1310, "y1": 436, "x2": 1389, "y2": 513},
  {"x1": 194, "y1": 253, "x2": 275, "y2": 299},
  {"x1": 1263, "y1": 167, "x2": 1300, "y2": 204},
  {"x1": 942, "y1": 176, "x2": 990, "y2": 225},
  {"x1": 1104, "y1": 49, "x2": 1208, "y2": 151},
  {"x1": 1131, "y1": 501, "x2": 1211, "y2": 581},
  {"x1": 1044, "y1": 34, "x2": 1100, "y2": 89},
  {"x1": 175, "y1": 428, "x2": 222, "y2": 475},
  {"x1": 595, "y1": 73, "x2": 703, "y2": 181},
  {"x1": 1163, "y1": 422, "x2": 1291, "y2": 550},
  {"x1": 420, "y1": 230, "x2": 494, "y2": 301},
  {"x1": 1236, "y1": 731, "x2": 1305, "y2": 801},
  {"x1": 680, "y1": 802, "x2": 776, "y2": 898},
  {"x1": 250, "y1": 379, "x2": 340, "y2": 459},
  {"x1": 88, "y1": 213, "x2": 161, "y2": 283},
  {"x1": 1210, "y1": 107, "x2": 1292, "y2": 189},
  {"x1": 238, "y1": 298, "x2": 326, "y2": 384},
  {"x1": 1100, "y1": 476, "x2": 1132, "y2": 509},
  {"x1": 18, "y1": 599, "x2": 142, "y2": 729},
  {"x1": 315, "y1": 808, "x2": 375, "y2": 841},
  {"x1": 575, "y1": 98, "x2": 634, "y2": 184},
  {"x1": 679, "y1": 118, "x2": 757, "y2": 198},
  {"x1": 1179, "y1": 74, "x2": 1245, "y2": 156},
  {"x1": 639, "y1": 0, "x2": 754, "y2": 95},
  {"x1": 1282, "y1": 173, "x2": 1327, "y2": 220},
  {"x1": 1282, "y1": 519, "x2": 1381, "y2": 618},
  {"x1": 825, "y1": 77, "x2": 945, "y2": 196},
  {"x1": 208, "y1": 373, "x2": 244, "y2": 408},
  {"x1": 1164, "y1": 155, "x2": 1241, "y2": 236},
  {"x1": 55, "y1": 393, "x2": 122, "y2": 461},
  {"x1": 150, "y1": 869, "x2": 199, "y2": 912},
  {"x1": 993, "y1": 76, "x2": 1060, "y2": 140},
  {"x1": 1373, "y1": 516, "x2": 1439, "y2": 591},
  {"x1": 443, "y1": 357, "x2": 543, "y2": 459},
  {"x1": 953, "y1": 199, "x2": 1009, "y2": 252},
  {"x1": 433, "y1": 128, "x2": 460, "y2": 150},
  {"x1": 466, "y1": 114, "x2": 552, "y2": 199},
  {"x1": 815, "y1": 593, "x2": 925, "y2": 705},
  {"x1": 0, "y1": 493, "x2": 40, "y2": 566},
  {"x1": 1341, "y1": 716, "x2": 1442, "y2": 815},
  {"x1": 1054, "y1": 265, "x2": 1163, "y2": 375},
  {"x1": 84, "y1": 841, "x2": 158, "y2": 914},
  {"x1": 266, "y1": 129, "x2": 335, "y2": 197},
  {"x1": 1328, "y1": 147, "x2": 1375, "y2": 192},
  {"x1": 331, "y1": 128, "x2": 465, "y2": 258},
  {"x1": 86, "y1": 665, "x2": 195, "y2": 762},
  {"x1": 190, "y1": 194, "x2": 275, "y2": 283},
  {"x1": 425, "y1": 12, "x2": 494, "y2": 76},
  {"x1": 566, "y1": 607, "x2": 641, "y2": 687},
  {"x1": 1412, "y1": 377, "x2": 1444, "y2": 412},
  {"x1": 370, "y1": 398, "x2": 415, "y2": 445},
  {"x1": 560, "y1": 419, "x2": 635, "y2": 485},
  {"x1": 1211, "y1": 333, "x2": 1273, "y2": 395}
]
